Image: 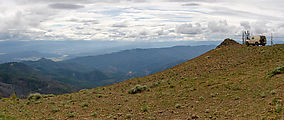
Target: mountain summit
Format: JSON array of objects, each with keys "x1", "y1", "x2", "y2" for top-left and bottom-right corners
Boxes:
[{"x1": 216, "y1": 38, "x2": 240, "y2": 48}]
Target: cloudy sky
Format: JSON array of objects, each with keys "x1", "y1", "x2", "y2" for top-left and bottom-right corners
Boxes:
[{"x1": 1, "y1": 0, "x2": 284, "y2": 42}]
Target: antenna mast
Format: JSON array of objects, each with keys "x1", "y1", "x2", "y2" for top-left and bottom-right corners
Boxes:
[
  {"x1": 242, "y1": 31, "x2": 244, "y2": 44},
  {"x1": 271, "y1": 33, "x2": 273, "y2": 45}
]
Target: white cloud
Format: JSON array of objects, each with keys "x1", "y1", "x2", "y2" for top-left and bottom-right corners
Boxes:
[
  {"x1": 176, "y1": 23, "x2": 203, "y2": 35},
  {"x1": 240, "y1": 21, "x2": 250, "y2": 30},
  {"x1": 0, "y1": 0, "x2": 284, "y2": 42}
]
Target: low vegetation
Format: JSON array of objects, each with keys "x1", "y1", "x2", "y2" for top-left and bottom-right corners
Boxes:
[
  {"x1": 27, "y1": 93, "x2": 42, "y2": 101},
  {"x1": 268, "y1": 66, "x2": 284, "y2": 78},
  {"x1": 128, "y1": 84, "x2": 148, "y2": 94}
]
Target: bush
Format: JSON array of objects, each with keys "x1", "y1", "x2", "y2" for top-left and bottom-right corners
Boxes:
[
  {"x1": 148, "y1": 116, "x2": 155, "y2": 120},
  {"x1": 128, "y1": 85, "x2": 148, "y2": 94},
  {"x1": 260, "y1": 92, "x2": 266, "y2": 98},
  {"x1": 141, "y1": 106, "x2": 149, "y2": 112},
  {"x1": 51, "y1": 107, "x2": 59, "y2": 113},
  {"x1": 169, "y1": 84, "x2": 175, "y2": 88},
  {"x1": 96, "y1": 94, "x2": 103, "y2": 98},
  {"x1": 175, "y1": 104, "x2": 181, "y2": 108},
  {"x1": 67, "y1": 112, "x2": 75, "y2": 118},
  {"x1": 91, "y1": 112, "x2": 97, "y2": 116},
  {"x1": 275, "y1": 105, "x2": 282, "y2": 113},
  {"x1": 125, "y1": 114, "x2": 132, "y2": 119},
  {"x1": 267, "y1": 66, "x2": 284, "y2": 78},
  {"x1": 81, "y1": 102, "x2": 89, "y2": 107},
  {"x1": 28, "y1": 93, "x2": 42, "y2": 101},
  {"x1": 42, "y1": 94, "x2": 55, "y2": 98},
  {"x1": 270, "y1": 90, "x2": 276, "y2": 95}
]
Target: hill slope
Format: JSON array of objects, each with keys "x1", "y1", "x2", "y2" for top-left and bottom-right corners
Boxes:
[{"x1": 0, "y1": 43, "x2": 283, "y2": 119}]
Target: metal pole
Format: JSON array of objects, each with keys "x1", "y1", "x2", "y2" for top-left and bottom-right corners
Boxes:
[
  {"x1": 271, "y1": 33, "x2": 273, "y2": 45},
  {"x1": 242, "y1": 31, "x2": 244, "y2": 44}
]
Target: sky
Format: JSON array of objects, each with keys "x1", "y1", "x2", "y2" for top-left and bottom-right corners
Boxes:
[{"x1": 0, "y1": 0, "x2": 284, "y2": 42}]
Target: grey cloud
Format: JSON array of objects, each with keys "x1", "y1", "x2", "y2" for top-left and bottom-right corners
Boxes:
[
  {"x1": 0, "y1": 7, "x2": 54, "y2": 33},
  {"x1": 208, "y1": 20, "x2": 235, "y2": 33},
  {"x1": 139, "y1": 30, "x2": 150, "y2": 36},
  {"x1": 278, "y1": 23, "x2": 284, "y2": 28},
  {"x1": 210, "y1": 6, "x2": 282, "y2": 21},
  {"x1": 82, "y1": 20, "x2": 99, "y2": 24},
  {"x1": 167, "y1": 0, "x2": 218, "y2": 2},
  {"x1": 69, "y1": 19, "x2": 99, "y2": 25},
  {"x1": 176, "y1": 23, "x2": 202, "y2": 35},
  {"x1": 157, "y1": 29, "x2": 170, "y2": 36},
  {"x1": 49, "y1": 3, "x2": 84, "y2": 9},
  {"x1": 16, "y1": 0, "x2": 146, "y2": 5},
  {"x1": 182, "y1": 3, "x2": 200, "y2": 6},
  {"x1": 240, "y1": 21, "x2": 251, "y2": 30},
  {"x1": 0, "y1": 31, "x2": 31, "y2": 41},
  {"x1": 252, "y1": 21, "x2": 268, "y2": 34},
  {"x1": 112, "y1": 21, "x2": 128, "y2": 27}
]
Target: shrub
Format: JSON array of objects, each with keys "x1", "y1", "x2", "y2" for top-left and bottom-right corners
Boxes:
[
  {"x1": 270, "y1": 90, "x2": 276, "y2": 95},
  {"x1": 190, "y1": 87, "x2": 196, "y2": 91},
  {"x1": 51, "y1": 107, "x2": 59, "y2": 113},
  {"x1": 175, "y1": 104, "x2": 181, "y2": 108},
  {"x1": 267, "y1": 66, "x2": 284, "y2": 78},
  {"x1": 234, "y1": 96, "x2": 240, "y2": 100},
  {"x1": 67, "y1": 112, "x2": 75, "y2": 118},
  {"x1": 210, "y1": 93, "x2": 216, "y2": 97},
  {"x1": 169, "y1": 84, "x2": 175, "y2": 88},
  {"x1": 232, "y1": 85, "x2": 240, "y2": 91},
  {"x1": 128, "y1": 85, "x2": 147, "y2": 94},
  {"x1": 150, "y1": 82, "x2": 160, "y2": 88},
  {"x1": 260, "y1": 92, "x2": 266, "y2": 98},
  {"x1": 275, "y1": 105, "x2": 282, "y2": 113},
  {"x1": 42, "y1": 94, "x2": 55, "y2": 98},
  {"x1": 148, "y1": 116, "x2": 155, "y2": 120},
  {"x1": 28, "y1": 93, "x2": 42, "y2": 101},
  {"x1": 96, "y1": 94, "x2": 103, "y2": 98},
  {"x1": 125, "y1": 114, "x2": 132, "y2": 119},
  {"x1": 272, "y1": 98, "x2": 280, "y2": 103},
  {"x1": 205, "y1": 109, "x2": 210, "y2": 113},
  {"x1": 141, "y1": 105, "x2": 149, "y2": 112},
  {"x1": 91, "y1": 112, "x2": 97, "y2": 116},
  {"x1": 82, "y1": 102, "x2": 89, "y2": 107}
]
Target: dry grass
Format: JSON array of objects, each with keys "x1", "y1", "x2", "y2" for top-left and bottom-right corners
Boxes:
[{"x1": 0, "y1": 44, "x2": 283, "y2": 119}]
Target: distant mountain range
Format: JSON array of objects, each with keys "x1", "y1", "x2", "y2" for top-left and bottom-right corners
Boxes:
[
  {"x1": 0, "y1": 45, "x2": 215, "y2": 97},
  {"x1": 0, "y1": 62, "x2": 76, "y2": 98},
  {"x1": 0, "y1": 51, "x2": 60, "y2": 63},
  {"x1": 64, "y1": 45, "x2": 216, "y2": 78}
]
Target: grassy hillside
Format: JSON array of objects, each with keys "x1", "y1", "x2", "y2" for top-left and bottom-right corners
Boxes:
[{"x1": 0, "y1": 43, "x2": 283, "y2": 119}]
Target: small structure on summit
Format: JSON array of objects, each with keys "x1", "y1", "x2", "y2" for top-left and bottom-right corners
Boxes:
[
  {"x1": 216, "y1": 38, "x2": 240, "y2": 48},
  {"x1": 242, "y1": 31, "x2": 267, "y2": 46}
]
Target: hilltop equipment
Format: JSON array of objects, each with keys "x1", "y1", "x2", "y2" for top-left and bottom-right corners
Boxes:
[
  {"x1": 242, "y1": 31, "x2": 267, "y2": 46},
  {"x1": 245, "y1": 35, "x2": 267, "y2": 46}
]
